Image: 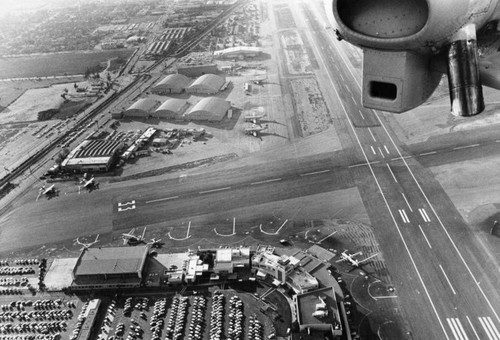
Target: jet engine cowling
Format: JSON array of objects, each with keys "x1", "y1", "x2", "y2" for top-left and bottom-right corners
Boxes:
[{"x1": 327, "y1": 0, "x2": 498, "y2": 115}]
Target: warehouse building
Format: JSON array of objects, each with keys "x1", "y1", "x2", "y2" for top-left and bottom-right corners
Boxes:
[
  {"x1": 183, "y1": 97, "x2": 231, "y2": 121},
  {"x1": 186, "y1": 74, "x2": 225, "y2": 94},
  {"x1": 71, "y1": 246, "x2": 149, "y2": 290},
  {"x1": 123, "y1": 98, "x2": 160, "y2": 117},
  {"x1": 61, "y1": 139, "x2": 123, "y2": 173},
  {"x1": 214, "y1": 46, "x2": 262, "y2": 59},
  {"x1": 151, "y1": 74, "x2": 192, "y2": 94},
  {"x1": 177, "y1": 64, "x2": 218, "y2": 78},
  {"x1": 154, "y1": 98, "x2": 189, "y2": 119}
]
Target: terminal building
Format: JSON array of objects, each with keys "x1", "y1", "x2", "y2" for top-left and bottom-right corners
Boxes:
[
  {"x1": 71, "y1": 246, "x2": 149, "y2": 291},
  {"x1": 151, "y1": 74, "x2": 192, "y2": 94},
  {"x1": 183, "y1": 97, "x2": 231, "y2": 122},
  {"x1": 61, "y1": 139, "x2": 123, "y2": 173}
]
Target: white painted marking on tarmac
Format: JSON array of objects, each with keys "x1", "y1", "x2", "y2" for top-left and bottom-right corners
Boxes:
[
  {"x1": 199, "y1": 187, "x2": 231, "y2": 194},
  {"x1": 275, "y1": 219, "x2": 289, "y2": 234},
  {"x1": 398, "y1": 209, "x2": 409, "y2": 223},
  {"x1": 386, "y1": 164, "x2": 397, "y2": 183},
  {"x1": 496, "y1": 140, "x2": 500, "y2": 143},
  {"x1": 453, "y1": 144, "x2": 480, "y2": 150},
  {"x1": 378, "y1": 147, "x2": 385, "y2": 159},
  {"x1": 401, "y1": 193, "x2": 413, "y2": 212},
  {"x1": 384, "y1": 145, "x2": 390, "y2": 154},
  {"x1": 418, "y1": 225, "x2": 432, "y2": 249},
  {"x1": 348, "y1": 163, "x2": 366, "y2": 168},
  {"x1": 118, "y1": 200, "x2": 136, "y2": 212},
  {"x1": 329, "y1": 32, "x2": 451, "y2": 339},
  {"x1": 466, "y1": 315, "x2": 481, "y2": 340},
  {"x1": 479, "y1": 317, "x2": 496, "y2": 340},
  {"x1": 420, "y1": 151, "x2": 437, "y2": 156},
  {"x1": 439, "y1": 265, "x2": 457, "y2": 295},
  {"x1": 447, "y1": 318, "x2": 468, "y2": 340},
  {"x1": 300, "y1": 170, "x2": 330, "y2": 177},
  {"x1": 251, "y1": 178, "x2": 282, "y2": 185},
  {"x1": 146, "y1": 196, "x2": 179, "y2": 204},
  {"x1": 368, "y1": 128, "x2": 376, "y2": 142},
  {"x1": 419, "y1": 208, "x2": 431, "y2": 222},
  {"x1": 480, "y1": 317, "x2": 500, "y2": 340},
  {"x1": 370, "y1": 145, "x2": 376, "y2": 155},
  {"x1": 350, "y1": 94, "x2": 356, "y2": 103},
  {"x1": 358, "y1": 110, "x2": 365, "y2": 120},
  {"x1": 317, "y1": 231, "x2": 337, "y2": 244},
  {"x1": 339, "y1": 73, "x2": 344, "y2": 81}
]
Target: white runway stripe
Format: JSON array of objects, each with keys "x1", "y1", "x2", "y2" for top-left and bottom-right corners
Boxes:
[
  {"x1": 447, "y1": 318, "x2": 468, "y2": 340},
  {"x1": 480, "y1": 317, "x2": 500, "y2": 340}
]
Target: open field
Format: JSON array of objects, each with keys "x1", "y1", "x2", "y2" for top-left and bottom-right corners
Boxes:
[{"x1": 0, "y1": 49, "x2": 134, "y2": 79}]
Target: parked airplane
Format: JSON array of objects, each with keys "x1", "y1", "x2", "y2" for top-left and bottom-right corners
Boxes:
[
  {"x1": 244, "y1": 124, "x2": 268, "y2": 137},
  {"x1": 76, "y1": 234, "x2": 100, "y2": 250},
  {"x1": 147, "y1": 238, "x2": 163, "y2": 248},
  {"x1": 326, "y1": 0, "x2": 500, "y2": 117},
  {"x1": 244, "y1": 112, "x2": 267, "y2": 124},
  {"x1": 122, "y1": 227, "x2": 147, "y2": 245},
  {"x1": 37, "y1": 184, "x2": 56, "y2": 201},
  {"x1": 336, "y1": 250, "x2": 378, "y2": 268},
  {"x1": 81, "y1": 176, "x2": 95, "y2": 189},
  {"x1": 251, "y1": 76, "x2": 267, "y2": 86}
]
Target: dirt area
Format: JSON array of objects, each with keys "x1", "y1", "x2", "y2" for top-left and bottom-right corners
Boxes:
[
  {"x1": 290, "y1": 77, "x2": 332, "y2": 136},
  {"x1": 280, "y1": 30, "x2": 313, "y2": 75}
]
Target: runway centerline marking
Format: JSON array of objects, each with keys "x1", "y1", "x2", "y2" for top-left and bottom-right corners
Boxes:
[
  {"x1": 384, "y1": 145, "x2": 390, "y2": 154},
  {"x1": 199, "y1": 187, "x2": 231, "y2": 194},
  {"x1": 368, "y1": 128, "x2": 376, "y2": 142},
  {"x1": 453, "y1": 144, "x2": 480, "y2": 150},
  {"x1": 466, "y1": 315, "x2": 481, "y2": 340},
  {"x1": 300, "y1": 170, "x2": 330, "y2": 176},
  {"x1": 439, "y1": 265, "x2": 457, "y2": 295},
  {"x1": 386, "y1": 164, "x2": 398, "y2": 183},
  {"x1": 251, "y1": 178, "x2": 282, "y2": 185},
  {"x1": 378, "y1": 147, "x2": 385, "y2": 159},
  {"x1": 418, "y1": 225, "x2": 432, "y2": 249},
  {"x1": 145, "y1": 196, "x2": 179, "y2": 204},
  {"x1": 401, "y1": 193, "x2": 413, "y2": 212},
  {"x1": 370, "y1": 145, "x2": 376, "y2": 155}
]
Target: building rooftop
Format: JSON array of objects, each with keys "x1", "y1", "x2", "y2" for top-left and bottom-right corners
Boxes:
[
  {"x1": 295, "y1": 286, "x2": 341, "y2": 334},
  {"x1": 75, "y1": 246, "x2": 149, "y2": 276}
]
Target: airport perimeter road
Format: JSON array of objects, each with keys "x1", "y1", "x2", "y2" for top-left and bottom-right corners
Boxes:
[{"x1": 301, "y1": 3, "x2": 500, "y2": 339}]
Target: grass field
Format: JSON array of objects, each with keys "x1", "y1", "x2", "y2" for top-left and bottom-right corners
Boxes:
[{"x1": 0, "y1": 49, "x2": 135, "y2": 79}]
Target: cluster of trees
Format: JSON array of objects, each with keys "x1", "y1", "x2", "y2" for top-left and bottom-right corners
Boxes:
[{"x1": 83, "y1": 65, "x2": 103, "y2": 79}]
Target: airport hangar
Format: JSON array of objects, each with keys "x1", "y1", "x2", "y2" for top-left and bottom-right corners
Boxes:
[
  {"x1": 185, "y1": 74, "x2": 225, "y2": 94},
  {"x1": 182, "y1": 97, "x2": 231, "y2": 122},
  {"x1": 122, "y1": 98, "x2": 160, "y2": 118},
  {"x1": 151, "y1": 74, "x2": 192, "y2": 94},
  {"x1": 214, "y1": 46, "x2": 262, "y2": 59},
  {"x1": 61, "y1": 139, "x2": 124, "y2": 173},
  {"x1": 176, "y1": 63, "x2": 218, "y2": 78}
]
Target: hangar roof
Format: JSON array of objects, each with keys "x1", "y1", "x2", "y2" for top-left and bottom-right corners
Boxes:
[
  {"x1": 155, "y1": 74, "x2": 191, "y2": 89},
  {"x1": 155, "y1": 98, "x2": 188, "y2": 113},
  {"x1": 126, "y1": 98, "x2": 159, "y2": 112},
  {"x1": 188, "y1": 74, "x2": 224, "y2": 92},
  {"x1": 189, "y1": 97, "x2": 230, "y2": 114},
  {"x1": 75, "y1": 246, "x2": 149, "y2": 276},
  {"x1": 214, "y1": 46, "x2": 262, "y2": 56}
]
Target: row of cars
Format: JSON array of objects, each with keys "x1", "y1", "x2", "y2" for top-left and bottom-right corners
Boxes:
[
  {"x1": 209, "y1": 292, "x2": 225, "y2": 340},
  {"x1": 186, "y1": 296, "x2": 205, "y2": 340},
  {"x1": 164, "y1": 296, "x2": 189, "y2": 340}
]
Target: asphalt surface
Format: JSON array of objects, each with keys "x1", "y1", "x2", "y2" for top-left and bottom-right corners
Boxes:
[{"x1": 2, "y1": 2, "x2": 500, "y2": 340}]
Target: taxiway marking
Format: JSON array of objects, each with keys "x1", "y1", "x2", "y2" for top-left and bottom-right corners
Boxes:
[
  {"x1": 358, "y1": 110, "x2": 365, "y2": 120},
  {"x1": 251, "y1": 178, "x2": 282, "y2": 185},
  {"x1": 370, "y1": 145, "x2": 376, "y2": 155},
  {"x1": 199, "y1": 187, "x2": 231, "y2": 194},
  {"x1": 453, "y1": 144, "x2": 480, "y2": 151},
  {"x1": 145, "y1": 196, "x2": 179, "y2": 204},
  {"x1": 439, "y1": 265, "x2": 457, "y2": 295},
  {"x1": 300, "y1": 170, "x2": 330, "y2": 176},
  {"x1": 420, "y1": 151, "x2": 437, "y2": 156},
  {"x1": 384, "y1": 145, "x2": 390, "y2": 154},
  {"x1": 386, "y1": 164, "x2": 397, "y2": 183},
  {"x1": 317, "y1": 230, "x2": 337, "y2": 244},
  {"x1": 418, "y1": 225, "x2": 432, "y2": 249}
]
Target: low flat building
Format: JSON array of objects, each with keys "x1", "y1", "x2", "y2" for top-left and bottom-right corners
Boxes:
[
  {"x1": 61, "y1": 139, "x2": 123, "y2": 173},
  {"x1": 214, "y1": 46, "x2": 262, "y2": 59},
  {"x1": 71, "y1": 246, "x2": 149, "y2": 290},
  {"x1": 213, "y1": 247, "x2": 250, "y2": 275}
]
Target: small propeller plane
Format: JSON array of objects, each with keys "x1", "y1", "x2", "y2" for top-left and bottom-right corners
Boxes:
[
  {"x1": 37, "y1": 184, "x2": 56, "y2": 201},
  {"x1": 244, "y1": 124, "x2": 268, "y2": 137},
  {"x1": 76, "y1": 234, "x2": 100, "y2": 250},
  {"x1": 122, "y1": 227, "x2": 147, "y2": 246},
  {"x1": 336, "y1": 250, "x2": 379, "y2": 268}
]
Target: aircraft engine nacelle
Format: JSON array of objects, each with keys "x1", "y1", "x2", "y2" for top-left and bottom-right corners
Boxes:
[{"x1": 327, "y1": 0, "x2": 500, "y2": 116}]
